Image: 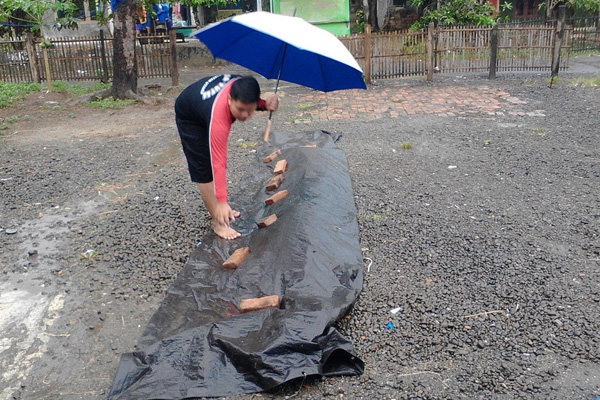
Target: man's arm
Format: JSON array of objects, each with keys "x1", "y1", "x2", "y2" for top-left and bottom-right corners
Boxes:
[
  {"x1": 207, "y1": 115, "x2": 238, "y2": 229},
  {"x1": 208, "y1": 115, "x2": 231, "y2": 204}
]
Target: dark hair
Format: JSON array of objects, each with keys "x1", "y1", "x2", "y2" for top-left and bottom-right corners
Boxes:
[{"x1": 230, "y1": 76, "x2": 261, "y2": 104}]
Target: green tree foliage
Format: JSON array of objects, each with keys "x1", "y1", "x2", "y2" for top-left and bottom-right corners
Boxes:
[
  {"x1": 575, "y1": 0, "x2": 600, "y2": 13},
  {"x1": 409, "y1": 0, "x2": 497, "y2": 28},
  {"x1": 540, "y1": 0, "x2": 600, "y2": 15},
  {"x1": 0, "y1": 0, "x2": 77, "y2": 34}
]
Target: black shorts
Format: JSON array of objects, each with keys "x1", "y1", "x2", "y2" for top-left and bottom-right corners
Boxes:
[{"x1": 176, "y1": 116, "x2": 213, "y2": 183}]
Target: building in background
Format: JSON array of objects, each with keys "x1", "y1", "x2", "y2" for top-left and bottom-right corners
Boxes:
[
  {"x1": 508, "y1": 0, "x2": 541, "y2": 18},
  {"x1": 203, "y1": 0, "x2": 351, "y2": 35},
  {"x1": 271, "y1": 0, "x2": 351, "y2": 36},
  {"x1": 43, "y1": 0, "x2": 110, "y2": 38}
]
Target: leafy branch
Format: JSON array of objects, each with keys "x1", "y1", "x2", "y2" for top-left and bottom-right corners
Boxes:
[{"x1": 409, "y1": 0, "x2": 497, "y2": 28}]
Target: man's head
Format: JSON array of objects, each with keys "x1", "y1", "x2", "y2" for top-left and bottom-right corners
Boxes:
[{"x1": 229, "y1": 76, "x2": 260, "y2": 121}]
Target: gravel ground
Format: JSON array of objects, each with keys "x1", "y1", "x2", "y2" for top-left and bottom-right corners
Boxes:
[{"x1": 1, "y1": 59, "x2": 599, "y2": 400}]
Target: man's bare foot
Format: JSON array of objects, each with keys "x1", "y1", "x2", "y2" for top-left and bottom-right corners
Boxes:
[{"x1": 214, "y1": 223, "x2": 241, "y2": 240}]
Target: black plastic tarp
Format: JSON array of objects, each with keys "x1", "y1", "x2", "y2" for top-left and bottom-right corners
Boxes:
[{"x1": 108, "y1": 130, "x2": 364, "y2": 399}]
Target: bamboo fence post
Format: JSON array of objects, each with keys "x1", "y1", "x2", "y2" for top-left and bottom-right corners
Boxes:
[
  {"x1": 426, "y1": 22, "x2": 434, "y2": 81},
  {"x1": 169, "y1": 28, "x2": 179, "y2": 86},
  {"x1": 597, "y1": 12, "x2": 600, "y2": 46},
  {"x1": 83, "y1": 0, "x2": 90, "y2": 21},
  {"x1": 42, "y1": 46, "x2": 52, "y2": 87},
  {"x1": 551, "y1": 5, "x2": 566, "y2": 81},
  {"x1": 364, "y1": 24, "x2": 372, "y2": 85},
  {"x1": 99, "y1": 30, "x2": 110, "y2": 83},
  {"x1": 25, "y1": 33, "x2": 40, "y2": 83},
  {"x1": 489, "y1": 24, "x2": 498, "y2": 79}
]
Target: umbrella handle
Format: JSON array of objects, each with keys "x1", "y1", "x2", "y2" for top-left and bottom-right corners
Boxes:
[
  {"x1": 263, "y1": 44, "x2": 286, "y2": 142},
  {"x1": 263, "y1": 115, "x2": 273, "y2": 142}
]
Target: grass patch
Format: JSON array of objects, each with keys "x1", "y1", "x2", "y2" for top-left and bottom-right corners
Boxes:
[
  {"x1": 86, "y1": 97, "x2": 136, "y2": 109},
  {"x1": 0, "y1": 82, "x2": 42, "y2": 108},
  {"x1": 359, "y1": 212, "x2": 388, "y2": 223},
  {"x1": 235, "y1": 140, "x2": 258, "y2": 149},
  {"x1": 571, "y1": 50, "x2": 600, "y2": 58},
  {"x1": 287, "y1": 116, "x2": 312, "y2": 123},
  {"x1": 0, "y1": 115, "x2": 21, "y2": 131},
  {"x1": 5, "y1": 115, "x2": 19, "y2": 123},
  {"x1": 40, "y1": 104, "x2": 66, "y2": 110},
  {"x1": 1, "y1": 81, "x2": 112, "y2": 109},
  {"x1": 51, "y1": 80, "x2": 110, "y2": 96},
  {"x1": 297, "y1": 103, "x2": 315, "y2": 109},
  {"x1": 401, "y1": 141, "x2": 413, "y2": 150},
  {"x1": 570, "y1": 76, "x2": 600, "y2": 88}
]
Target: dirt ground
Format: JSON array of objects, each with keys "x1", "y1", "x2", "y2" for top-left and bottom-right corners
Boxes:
[{"x1": 1, "y1": 59, "x2": 600, "y2": 400}]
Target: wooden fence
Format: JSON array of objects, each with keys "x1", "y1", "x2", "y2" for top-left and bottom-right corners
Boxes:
[
  {"x1": 568, "y1": 16, "x2": 600, "y2": 51},
  {"x1": 437, "y1": 22, "x2": 567, "y2": 72},
  {"x1": 339, "y1": 18, "x2": 580, "y2": 80},
  {"x1": 342, "y1": 28, "x2": 428, "y2": 78},
  {"x1": 0, "y1": 30, "x2": 177, "y2": 84},
  {"x1": 1, "y1": 16, "x2": 597, "y2": 85}
]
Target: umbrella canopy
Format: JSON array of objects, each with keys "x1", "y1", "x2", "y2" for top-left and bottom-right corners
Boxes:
[{"x1": 193, "y1": 11, "x2": 366, "y2": 92}]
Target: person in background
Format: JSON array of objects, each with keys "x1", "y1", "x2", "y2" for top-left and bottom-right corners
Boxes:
[{"x1": 153, "y1": 3, "x2": 172, "y2": 30}]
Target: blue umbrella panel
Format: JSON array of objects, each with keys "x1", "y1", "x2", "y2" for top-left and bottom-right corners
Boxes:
[{"x1": 194, "y1": 17, "x2": 367, "y2": 92}]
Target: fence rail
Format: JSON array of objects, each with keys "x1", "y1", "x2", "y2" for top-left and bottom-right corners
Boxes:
[{"x1": 0, "y1": 30, "x2": 175, "y2": 84}]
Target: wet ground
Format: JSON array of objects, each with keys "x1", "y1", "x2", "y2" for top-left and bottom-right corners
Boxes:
[{"x1": 1, "y1": 57, "x2": 599, "y2": 400}]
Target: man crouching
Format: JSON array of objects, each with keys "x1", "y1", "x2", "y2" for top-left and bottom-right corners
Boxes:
[{"x1": 175, "y1": 74, "x2": 279, "y2": 239}]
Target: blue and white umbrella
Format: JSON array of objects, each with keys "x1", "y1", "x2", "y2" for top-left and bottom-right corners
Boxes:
[{"x1": 193, "y1": 11, "x2": 366, "y2": 93}]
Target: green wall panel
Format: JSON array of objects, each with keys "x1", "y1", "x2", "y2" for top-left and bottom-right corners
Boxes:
[{"x1": 272, "y1": 0, "x2": 350, "y2": 36}]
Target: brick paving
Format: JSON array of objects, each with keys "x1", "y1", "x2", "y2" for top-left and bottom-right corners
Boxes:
[{"x1": 291, "y1": 83, "x2": 546, "y2": 122}]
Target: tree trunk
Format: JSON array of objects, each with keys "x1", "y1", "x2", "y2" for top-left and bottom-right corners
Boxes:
[
  {"x1": 546, "y1": 0, "x2": 553, "y2": 19},
  {"x1": 194, "y1": 6, "x2": 204, "y2": 28},
  {"x1": 367, "y1": 0, "x2": 379, "y2": 31},
  {"x1": 377, "y1": 0, "x2": 390, "y2": 30},
  {"x1": 112, "y1": 0, "x2": 138, "y2": 99}
]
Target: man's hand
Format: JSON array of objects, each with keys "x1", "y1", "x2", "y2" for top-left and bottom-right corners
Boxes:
[
  {"x1": 214, "y1": 202, "x2": 239, "y2": 227},
  {"x1": 265, "y1": 94, "x2": 279, "y2": 112}
]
